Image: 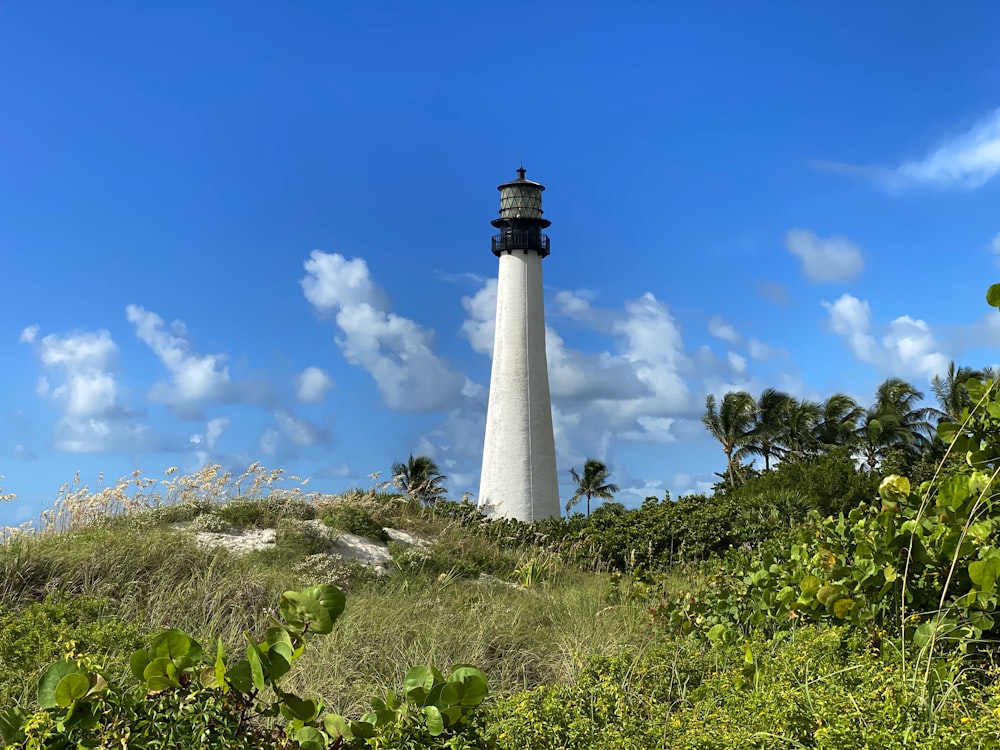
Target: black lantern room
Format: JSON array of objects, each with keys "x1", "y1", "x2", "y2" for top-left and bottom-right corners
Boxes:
[{"x1": 490, "y1": 167, "x2": 551, "y2": 258}]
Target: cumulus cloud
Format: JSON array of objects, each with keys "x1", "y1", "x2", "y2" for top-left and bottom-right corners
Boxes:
[
  {"x1": 296, "y1": 366, "x2": 334, "y2": 403},
  {"x1": 897, "y1": 108, "x2": 1000, "y2": 190},
  {"x1": 301, "y1": 251, "x2": 467, "y2": 411},
  {"x1": 20, "y1": 325, "x2": 149, "y2": 453},
  {"x1": 189, "y1": 417, "x2": 230, "y2": 452},
  {"x1": 260, "y1": 408, "x2": 331, "y2": 459},
  {"x1": 727, "y1": 352, "x2": 747, "y2": 374},
  {"x1": 708, "y1": 316, "x2": 740, "y2": 344},
  {"x1": 546, "y1": 327, "x2": 648, "y2": 401},
  {"x1": 460, "y1": 280, "x2": 497, "y2": 356},
  {"x1": 822, "y1": 294, "x2": 949, "y2": 380},
  {"x1": 785, "y1": 229, "x2": 865, "y2": 283},
  {"x1": 127, "y1": 305, "x2": 232, "y2": 413}
]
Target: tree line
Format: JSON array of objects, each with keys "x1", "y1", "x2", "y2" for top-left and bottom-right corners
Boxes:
[{"x1": 702, "y1": 361, "x2": 993, "y2": 487}]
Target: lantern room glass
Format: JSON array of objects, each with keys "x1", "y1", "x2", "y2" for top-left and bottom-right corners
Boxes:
[{"x1": 499, "y1": 184, "x2": 543, "y2": 219}]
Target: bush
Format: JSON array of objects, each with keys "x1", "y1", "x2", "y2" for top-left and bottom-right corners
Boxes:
[
  {"x1": 189, "y1": 512, "x2": 233, "y2": 533},
  {"x1": 490, "y1": 627, "x2": 998, "y2": 749},
  {"x1": 321, "y1": 504, "x2": 389, "y2": 543},
  {"x1": 216, "y1": 496, "x2": 316, "y2": 528},
  {"x1": 0, "y1": 596, "x2": 147, "y2": 705},
  {"x1": 274, "y1": 519, "x2": 331, "y2": 556},
  {"x1": 1, "y1": 585, "x2": 492, "y2": 750},
  {"x1": 390, "y1": 542, "x2": 481, "y2": 580}
]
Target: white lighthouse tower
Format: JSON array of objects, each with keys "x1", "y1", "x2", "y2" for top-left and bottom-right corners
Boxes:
[{"x1": 478, "y1": 167, "x2": 560, "y2": 521}]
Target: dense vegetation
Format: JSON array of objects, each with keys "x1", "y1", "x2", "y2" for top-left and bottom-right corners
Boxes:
[{"x1": 4, "y1": 290, "x2": 1000, "y2": 747}]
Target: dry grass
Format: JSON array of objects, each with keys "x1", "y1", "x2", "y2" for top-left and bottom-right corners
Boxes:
[{"x1": 2, "y1": 462, "x2": 322, "y2": 537}]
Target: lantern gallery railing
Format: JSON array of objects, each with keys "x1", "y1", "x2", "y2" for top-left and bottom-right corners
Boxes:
[{"x1": 491, "y1": 230, "x2": 551, "y2": 257}]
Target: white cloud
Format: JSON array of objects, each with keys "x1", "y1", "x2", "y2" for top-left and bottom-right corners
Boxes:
[
  {"x1": 20, "y1": 326, "x2": 130, "y2": 422},
  {"x1": 19, "y1": 325, "x2": 39, "y2": 344},
  {"x1": 708, "y1": 316, "x2": 741, "y2": 343},
  {"x1": 301, "y1": 251, "x2": 467, "y2": 412},
  {"x1": 51, "y1": 417, "x2": 152, "y2": 453},
  {"x1": 21, "y1": 325, "x2": 152, "y2": 453},
  {"x1": 552, "y1": 289, "x2": 598, "y2": 322},
  {"x1": 546, "y1": 327, "x2": 648, "y2": 401},
  {"x1": 727, "y1": 351, "x2": 747, "y2": 374},
  {"x1": 897, "y1": 108, "x2": 1000, "y2": 190},
  {"x1": 822, "y1": 294, "x2": 949, "y2": 380},
  {"x1": 189, "y1": 417, "x2": 231, "y2": 451},
  {"x1": 273, "y1": 408, "x2": 329, "y2": 447},
  {"x1": 460, "y1": 279, "x2": 497, "y2": 356},
  {"x1": 127, "y1": 305, "x2": 232, "y2": 411},
  {"x1": 296, "y1": 366, "x2": 334, "y2": 403},
  {"x1": 747, "y1": 339, "x2": 771, "y2": 360},
  {"x1": 301, "y1": 252, "x2": 389, "y2": 309},
  {"x1": 785, "y1": 229, "x2": 865, "y2": 283}
]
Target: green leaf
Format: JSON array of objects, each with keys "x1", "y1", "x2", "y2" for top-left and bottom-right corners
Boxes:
[
  {"x1": 0, "y1": 707, "x2": 28, "y2": 745},
  {"x1": 226, "y1": 659, "x2": 254, "y2": 694},
  {"x1": 38, "y1": 661, "x2": 83, "y2": 709},
  {"x1": 144, "y1": 657, "x2": 180, "y2": 692},
  {"x1": 301, "y1": 584, "x2": 346, "y2": 623},
  {"x1": 214, "y1": 637, "x2": 226, "y2": 692},
  {"x1": 350, "y1": 720, "x2": 377, "y2": 739},
  {"x1": 937, "y1": 421, "x2": 959, "y2": 444},
  {"x1": 816, "y1": 584, "x2": 838, "y2": 607},
  {"x1": 970, "y1": 557, "x2": 1000, "y2": 593},
  {"x1": 986, "y1": 283, "x2": 1000, "y2": 309},
  {"x1": 799, "y1": 575, "x2": 821, "y2": 599},
  {"x1": 403, "y1": 665, "x2": 435, "y2": 703},
  {"x1": 878, "y1": 475, "x2": 910, "y2": 501},
  {"x1": 54, "y1": 673, "x2": 90, "y2": 708},
  {"x1": 295, "y1": 726, "x2": 326, "y2": 750},
  {"x1": 323, "y1": 714, "x2": 353, "y2": 740},
  {"x1": 445, "y1": 666, "x2": 489, "y2": 706},
  {"x1": 706, "y1": 624, "x2": 728, "y2": 643},
  {"x1": 832, "y1": 598, "x2": 855, "y2": 619},
  {"x1": 268, "y1": 642, "x2": 293, "y2": 682},
  {"x1": 149, "y1": 629, "x2": 201, "y2": 662},
  {"x1": 913, "y1": 621, "x2": 937, "y2": 648},
  {"x1": 245, "y1": 635, "x2": 266, "y2": 692},
  {"x1": 423, "y1": 705, "x2": 445, "y2": 736},
  {"x1": 280, "y1": 591, "x2": 333, "y2": 635},
  {"x1": 280, "y1": 693, "x2": 319, "y2": 722},
  {"x1": 129, "y1": 650, "x2": 151, "y2": 683}
]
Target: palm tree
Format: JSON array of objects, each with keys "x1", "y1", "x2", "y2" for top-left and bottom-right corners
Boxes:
[
  {"x1": 779, "y1": 398, "x2": 822, "y2": 463},
  {"x1": 854, "y1": 378, "x2": 933, "y2": 470},
  {"x1": 702, "y1": 391, "x2": 757, "y2": 487},
  {"x1": 566, "y1": 459, "x2": 619, "y2": 516},
  {"x1": 745, "y1": 388, "x2": 793, "y2": 471},
  {"x1": 814, "y1": 393, "x2": 865, "y2": 450},
  {"x1": 391, "y1": 454, "x2": 447, "y2": 505},
  {"x1": 930, "y1": 361, "x2": 986, "y2": 424}
]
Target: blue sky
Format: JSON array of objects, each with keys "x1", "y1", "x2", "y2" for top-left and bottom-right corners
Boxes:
[{"x1": 5, "y1": 1, "x2": 1000, "y2": 525}]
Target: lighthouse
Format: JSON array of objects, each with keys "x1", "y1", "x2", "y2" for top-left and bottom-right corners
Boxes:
[{"x1": 478, "y1": 167, "x2": 560, "y2": 521}]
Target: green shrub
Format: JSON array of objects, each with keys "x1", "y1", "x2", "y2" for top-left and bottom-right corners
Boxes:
[
  {"x1": 321, "y1": 504, "x2": 389, "y2": 543},
  {"x1": 189, "y1": 512, "x2": 233, "y2": 533},
  {"x1": 216, "y1": 496, "x2": 316, "y2": 528},
  {"x1": 491, "y1": 627, "x2": 999, "y2": 749},
  {"x1": 0, "y1": 597, "x2": 147, "y2": 705},
  {"x1": 390, "y1": 542, "x2": 483, "y2": 580},
  {"x1": 274, "y1": 519, "x2": 331, "y2": 556},
  {"x1": 1, "y1": 585, "x2": 493, "y2": 750},
  {"x1": 291, "y1": 554, "x2": 380, "y2": 591}
]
